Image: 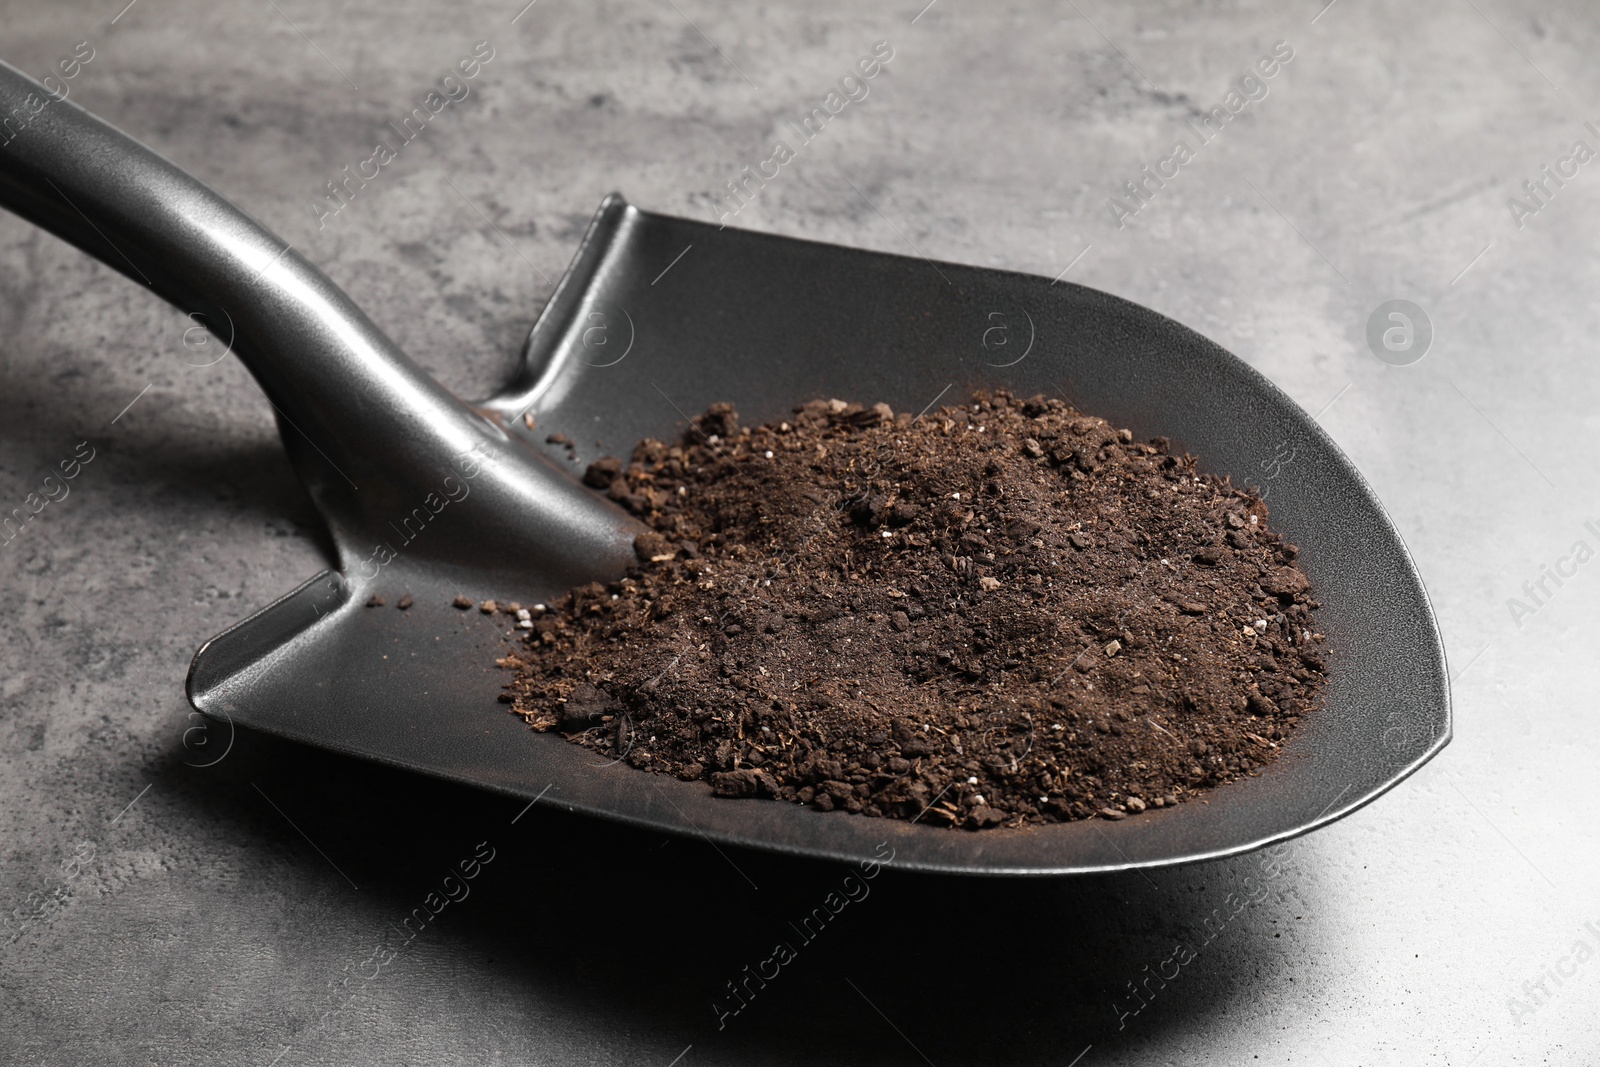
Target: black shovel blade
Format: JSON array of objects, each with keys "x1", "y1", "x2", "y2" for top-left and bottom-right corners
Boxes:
[{"x1": 187, "y1": 195, "x2": 1449, "y2": 875}]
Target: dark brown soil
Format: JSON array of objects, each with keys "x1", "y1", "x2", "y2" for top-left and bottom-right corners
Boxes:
[{"x1": 496, "y1": 391, "x2": 1328, "y2": 830}]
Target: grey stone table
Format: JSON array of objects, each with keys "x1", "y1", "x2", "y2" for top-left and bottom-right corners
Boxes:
[{"x1": 2, "y1": 0, "x2": 1594, "y2": 1063}]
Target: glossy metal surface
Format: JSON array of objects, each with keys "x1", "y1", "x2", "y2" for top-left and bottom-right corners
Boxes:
[
  {"x1": 0, "y1": 61, "x2": 641, "y2": 598},
  {"x1": 0, "y1": 62, "x2": 1449, "y2": 874}
]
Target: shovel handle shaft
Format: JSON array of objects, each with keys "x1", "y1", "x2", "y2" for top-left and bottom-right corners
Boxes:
[
  {"x1": 0, "y1": 60, "x2": 469, "y2": 454},
  {"x1": 0, "y1": 60, "x2": 640, "y2": 590}
]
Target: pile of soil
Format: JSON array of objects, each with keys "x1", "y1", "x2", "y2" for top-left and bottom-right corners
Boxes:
[{"x1": 496, "y1": 391, "x2": 1328, "y2": 830}]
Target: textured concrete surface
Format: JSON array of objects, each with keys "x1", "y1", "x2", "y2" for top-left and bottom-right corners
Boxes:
[{"x1": 2, "y1": 0, "x2": 1597, "y2": 1063}]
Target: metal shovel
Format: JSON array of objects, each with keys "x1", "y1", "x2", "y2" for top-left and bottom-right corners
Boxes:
[{"x1": 0, "y1": 62, "x2": 1449, "y2": 874}]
